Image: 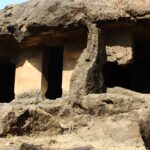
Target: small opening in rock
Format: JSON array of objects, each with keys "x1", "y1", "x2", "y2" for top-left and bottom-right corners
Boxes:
[
  {"x1": 7, "y1": 25, "x2": 16, "y2": 33},
  {"x1": 85, "y1": 59, "x2": 90, "y2": 62},
  {"x1": 102, "y1": 99, "x2": 113, "y2": 104},
  {"x1": 0, "y1": 62, "x2": 16, "y2": 102}
]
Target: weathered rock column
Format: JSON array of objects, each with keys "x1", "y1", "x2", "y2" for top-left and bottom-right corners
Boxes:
[{"x1": 70, "y1": 24, "x2": 105, "y2": 97}]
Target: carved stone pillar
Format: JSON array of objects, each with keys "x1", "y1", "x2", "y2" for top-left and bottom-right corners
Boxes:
[{"x1": 70, "y1": 24, "x2": 105, "y2": 97}]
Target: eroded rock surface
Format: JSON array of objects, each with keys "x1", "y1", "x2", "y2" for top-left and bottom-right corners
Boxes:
[
  {"x1": 0, "y1": 0, "x2": 150, "y2": 149},
  {"x1": 0, "y1": 0, "x2": 150, "y2": 41},
  {"x1": 0, "y1": 87, "x2": 149, "y2": 149}
]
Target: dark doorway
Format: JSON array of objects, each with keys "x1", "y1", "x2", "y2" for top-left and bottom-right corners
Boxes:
[
  {"x1": 103, "y1": 33, "x2": 150, "y2": 93},
  {"x1": 0, "y1": 63, "x2": 16, "y2": 102},
  {"x1": 131, "y1": 38, "x2": 150, "y2": 93},
  {"x1": 102, "y1": 62, "x2": 131, "y2": 90},
  {"x1": 44, "y1": 47, "x2": 64, "y2": 99}
]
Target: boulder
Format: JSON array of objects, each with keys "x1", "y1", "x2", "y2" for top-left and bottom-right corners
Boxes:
[{"x1": 0, "y1": 88, "x2": 149, "y2": 149}]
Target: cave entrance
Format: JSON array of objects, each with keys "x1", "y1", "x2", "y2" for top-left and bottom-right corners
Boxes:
[
  {"x1": 0, "y1": 62, "x2": 16, "y2": 102},
  {"x1": 132, "y1": 33, "x2": 150, "y2": 93},
  {"x1": 43, "y1": 46, "x2": 64, "y2": 99},
  {"x1": 103, "y1": 31, "x2": 150, "y2": 93},
  {"x1": 103, "y1": 62, "x2": 131, "y2": 90}
]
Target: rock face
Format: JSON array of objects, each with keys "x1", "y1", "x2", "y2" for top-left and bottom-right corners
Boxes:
[
  {"x1": 0, "y1": 0, "x2": 150, "y2": 97},
  {"x1": 139, "y1": 111, "x2": 150, "y2": 150},
  {"x1": 0, "y1": 0, "x2": 150, "y2": 149},
  {"x1": 0, "y1": 87, "x2": 149, "y2": 149},
  {"x1": 70, "y1": 25, "x2": 103, "y2": 96},
  {"x1": 19, "y1": 143, "x2": 94, "y2": 150},
  {"x1": 0, "y1": 0, "x2": 150, "y2": 41}
]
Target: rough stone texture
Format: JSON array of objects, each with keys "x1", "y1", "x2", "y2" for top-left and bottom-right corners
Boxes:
[
  {"x1": 20, "y1": 143, "x2": 43, "y2": 150},
  {"x1": 0, "y1": 1, "x2": 150, "y2": 149},
  {"x1": 70, "y1": 24, "x2": 104, "y2": 96},
  {"x1": 105, "y1": 30, "x2": 133, "y2": 65},
  {"x1": 0, "y1": 88, "x2": 149, "y2": 149},
  {"x1": 139, "y1": 110, "x2": 150, "y2": 150},
  {"x1": 0, "y1": 0, "x2": 150, "y2": 41},
  {"x1": 19, "y1": 143, "x2": 94, "y2": 150}
]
